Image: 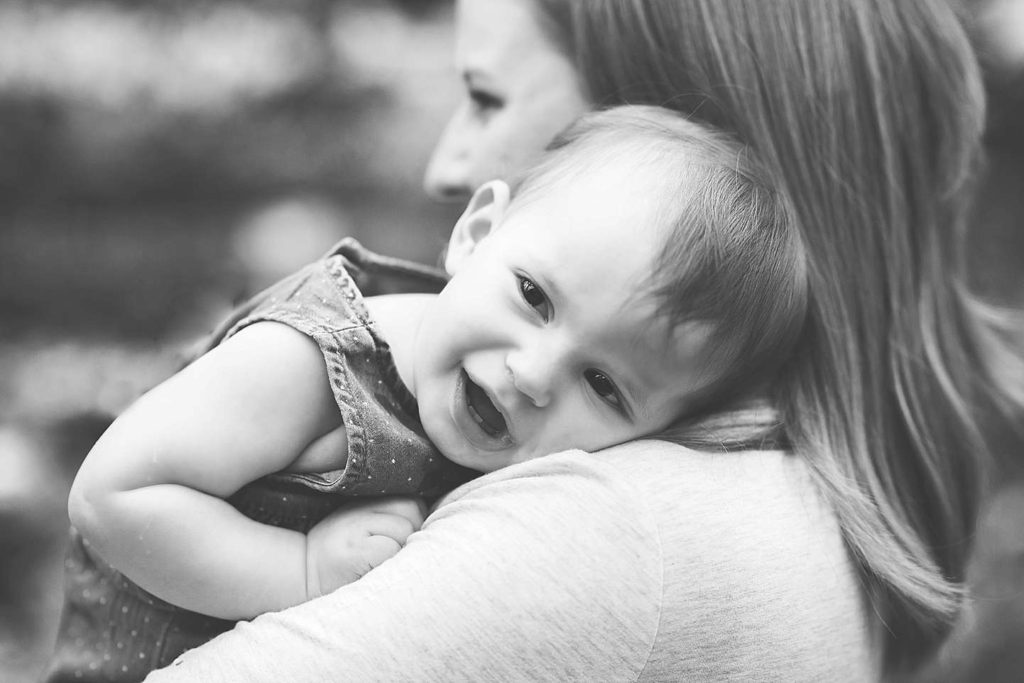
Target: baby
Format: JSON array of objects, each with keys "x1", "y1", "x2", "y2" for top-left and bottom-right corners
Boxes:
[{"x1": 46, "y1": 105, "x2": 806, "y2": 681}]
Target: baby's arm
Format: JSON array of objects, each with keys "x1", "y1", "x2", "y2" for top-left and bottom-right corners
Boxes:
[{"x1": 68, "y1": 322, "x2": 381, "y2": 620}]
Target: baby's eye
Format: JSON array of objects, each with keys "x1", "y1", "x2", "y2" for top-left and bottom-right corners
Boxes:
[
  {"x1": 584, "y1": 369, "x2": 624, "y2": 412},
  {"x1": 517, "y1": 275, "x2": 551, "y2": 321}
]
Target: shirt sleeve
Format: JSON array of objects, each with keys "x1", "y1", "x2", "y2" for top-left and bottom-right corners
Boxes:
[{"x1": 143, "y1": 452, "x2": 664, "y2": 683}]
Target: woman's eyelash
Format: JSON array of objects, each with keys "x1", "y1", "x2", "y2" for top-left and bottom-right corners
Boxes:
[
  {"x1": 517, "y1": 275, "x2": 551, "y2": 321},
  {"x1": 469, "y1": 89, "x2": 504, "y2": 111}
]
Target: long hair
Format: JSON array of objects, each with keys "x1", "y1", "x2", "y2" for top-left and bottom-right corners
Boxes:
[{"x1": 533, "y1": 0, "x2": 1024, "y2": 670}]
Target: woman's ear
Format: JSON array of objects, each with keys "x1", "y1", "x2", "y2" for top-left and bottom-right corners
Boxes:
[{"x1": 444, "y1": 180, "x2": 511, "y2": 275}]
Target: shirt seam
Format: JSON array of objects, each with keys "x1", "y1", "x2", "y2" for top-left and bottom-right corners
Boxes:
[
  {"x1": 632, "y1": 475, "x2": 666, "y2": 682},
  {"x1": 583, "y1": 455, "x2": 666, "y2": 682}
]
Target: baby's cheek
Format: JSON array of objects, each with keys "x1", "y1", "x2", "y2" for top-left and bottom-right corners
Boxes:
[{"x1": 543, "y1": 411, "x2": 624, "y2": 454}]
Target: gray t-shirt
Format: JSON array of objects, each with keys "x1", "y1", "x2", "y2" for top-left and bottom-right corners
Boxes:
[{"x1": 145, "y1": 441, "x2": 879, "y2": 682}]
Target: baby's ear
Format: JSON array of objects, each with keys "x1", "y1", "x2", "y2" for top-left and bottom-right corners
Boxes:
[{"x1": 444, "y1": 180, "x2": 510, "y2": 275}]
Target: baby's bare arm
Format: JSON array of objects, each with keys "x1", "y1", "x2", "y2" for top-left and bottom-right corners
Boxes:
[{"x1": 69, "y1": 322, "x2": 345, "y2": 620}]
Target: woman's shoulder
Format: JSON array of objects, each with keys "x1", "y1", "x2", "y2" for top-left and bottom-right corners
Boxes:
[
  {"x1": 439, "y1": 439, "x2": 841, "y2": 553},
  {"x1": 436, "y1": 442, "x2": 881, "y2": 681},
  {"x1": 150, "y1": 443, "x2": 879, "y2": 682},
  {"x1": 590, "y1": 439, "x2": 846, "y2": 556}
]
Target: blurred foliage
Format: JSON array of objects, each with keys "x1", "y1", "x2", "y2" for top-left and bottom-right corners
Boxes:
[
  {"x1": 0, "y1": 0, "x2": 446, "y2": 201},
  {"x1": 0, "y1": 0, "x2": 462, "y2": 343}
]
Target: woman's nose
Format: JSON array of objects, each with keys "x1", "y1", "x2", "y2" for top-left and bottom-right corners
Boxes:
[{"x1": 423, "y1": 109, "x2": 476, "y2": 203}]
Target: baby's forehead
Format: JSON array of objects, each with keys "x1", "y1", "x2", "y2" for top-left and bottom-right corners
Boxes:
[
  {"x1": 619, "y1": 307, "x2": 711, "y2": 364},
  {"x1": 509, "y1": 171, "x2": 685, "y2": 262},
  {"x1": 512, "y1": 125, "x2": 703, "y2": 205}
]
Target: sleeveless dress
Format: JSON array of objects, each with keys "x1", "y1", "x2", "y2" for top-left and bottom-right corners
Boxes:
[{"x1": 43, "y1": 239, "x2": 477, "y2": 682}]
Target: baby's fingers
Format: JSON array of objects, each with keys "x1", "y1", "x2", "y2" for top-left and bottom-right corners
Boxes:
[
  {"x1": 361, "y1": 512, "x2": 418, "y2": 546},
  {"x1": 361, "y1": 534, "x2": 403, "y2": 570},
  {"x1": 357, "y1": 497, "x2": 427, "y2": 529}
]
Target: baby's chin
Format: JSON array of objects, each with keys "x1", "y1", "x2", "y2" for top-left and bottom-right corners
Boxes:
[
  {"x1": 427, "y1": 432, "x2": 539, "y2": 474},
  {"x1": 417, "y1": 421, "x2": 497, "y2": 474},
  {"x1": 439, "y1": 447, "x2": 521, "y2": 474}
]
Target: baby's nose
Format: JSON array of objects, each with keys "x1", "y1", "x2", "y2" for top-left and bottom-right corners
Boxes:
[{"x1": 505, "y1": 350, "x2": 556, "y2": 408}]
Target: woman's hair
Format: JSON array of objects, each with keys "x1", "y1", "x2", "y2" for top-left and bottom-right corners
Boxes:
[
  {"x1": 531, "y1": 0, "x2": 1024, "y2": 670},
  {"x1": 512, "y1": 105, "x2": 807, "y2": 413}
]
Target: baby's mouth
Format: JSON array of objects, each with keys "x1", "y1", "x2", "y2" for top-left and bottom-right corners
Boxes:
[{"x1": 463, "y1": 371, "x2": 509, "y2": 438}]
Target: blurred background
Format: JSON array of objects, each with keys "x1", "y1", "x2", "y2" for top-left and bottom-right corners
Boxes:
[{"x1": 0, "y1": 0, "x2": 1020, "y2": 681}]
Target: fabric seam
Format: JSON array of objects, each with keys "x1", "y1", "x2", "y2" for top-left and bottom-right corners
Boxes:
[
  {"x1": 578, "y1": 455, "x2": 665, "y2": 682},
  {"x1": 631, "y1": 468, "x2": 666, "y2": 683}
]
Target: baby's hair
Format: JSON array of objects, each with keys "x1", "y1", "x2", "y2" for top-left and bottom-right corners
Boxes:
[{"x1": 511, "y1": 105, "x2": 807, "y2": 418}]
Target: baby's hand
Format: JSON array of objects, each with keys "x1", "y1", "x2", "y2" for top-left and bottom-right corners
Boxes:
[{"x1": 305, "y1": 496, "x2": 426, "y2": 599}]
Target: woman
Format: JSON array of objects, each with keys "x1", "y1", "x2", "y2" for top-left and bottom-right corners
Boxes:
[{"x1": 146, "y1": 0, "x2": 1022, "y2": 679}]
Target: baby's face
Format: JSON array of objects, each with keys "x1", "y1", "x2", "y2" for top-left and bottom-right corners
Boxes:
[{"x1": 412, "y1": 165, "x2": 710, "y2": 472}]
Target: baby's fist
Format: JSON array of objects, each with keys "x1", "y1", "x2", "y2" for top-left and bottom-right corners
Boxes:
[{"x1": 305, "y1": 496, "x2": 426, "y2": 598}]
